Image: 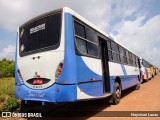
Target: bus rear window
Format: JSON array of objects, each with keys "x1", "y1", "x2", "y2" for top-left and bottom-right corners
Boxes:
[{"x1": 19, "y1": 12, "x2": 62, "y2": 56}]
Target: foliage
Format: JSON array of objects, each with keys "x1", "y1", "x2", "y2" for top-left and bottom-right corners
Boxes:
[
  {"x1": 0, "y1": 94, "x2": 5, "y2": 102},
  {"x1": 0, "y1": 77, "x2": 15, "y2": 96},
  {"x1": 2, "y1": 96, "x2": 19, "y2": 112},
  {"x1": 0, "y1": 77, "x2": 20, "y2": 112},
  {"x1": 0, "y1": 58, "x2": 14, "y2": 78}
]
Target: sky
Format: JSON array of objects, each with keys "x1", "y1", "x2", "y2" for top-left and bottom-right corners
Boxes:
[{"x1": 0, "y1": 0, "x2": 160, "y2": 68}]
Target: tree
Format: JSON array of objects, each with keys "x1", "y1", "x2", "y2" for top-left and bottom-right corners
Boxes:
[{"x1": 0, "y1": 58, "x2": 14, "y2": 78}]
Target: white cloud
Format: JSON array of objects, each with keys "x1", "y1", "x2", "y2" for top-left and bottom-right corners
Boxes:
[
  {"x1": 0, "y1": 0, "x2": 142, "y2": 32},
  {"x1": 0, "y1": 1, "x2": 88, "y2": 30},
  {"x1": 0, "y1": 45, "x2": 15, "y2": 60},
  {"x1": 0, "y1": 0, "x2": 145, "y2": 32},
  {"x1": 0, "y1": 0, "x2": 101, "y2": 31},
  {"x1": 0, "y1": 0, "x2": 30, "y2": 31},
  {"x1": 110, "y1": 15, "x2": 160, "y2": 68}
]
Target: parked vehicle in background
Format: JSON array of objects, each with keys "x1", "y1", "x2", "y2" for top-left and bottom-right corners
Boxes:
[
  {"x1": 140, "y1": 58, "x2": 152, "y2": 82},
  {"x1": 155, "y1": 67, "x2": 159, "y2": 75},
  {"x1": 150, "y1": 64, "x2": 155, "y2": 78}
]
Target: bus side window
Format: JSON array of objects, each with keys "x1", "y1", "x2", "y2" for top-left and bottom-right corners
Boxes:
[
  {"x1": 87, "y1": 42, "x2": 98, "y2": 57},
  {"x1": 107, "y1": 41, "x2": 112, "y2": 50},
  {"x1": 123, "y1": 49, "x2": 128, "y2": 64},
  {"x1": 86, "y1": 27, "x2": 98, "y2": 44},
  {"x1": 107, "y1": 41, "x2": 113, "y2": 61},
  {"x1": 74, "y1": 21, "x2": 85, "y2": 38},
  {"x1": 108, "y1": 50, "x2": 113, "y2": 61},
  {"x1": 85, "y1": 27, "x2": 99, "y2": 57},
  {"x1": 75, "y1": 38, "x2": 87, "y2": 54},
  {"x1": 116, "y1": 45, "x2": 121, "y2": 62}
]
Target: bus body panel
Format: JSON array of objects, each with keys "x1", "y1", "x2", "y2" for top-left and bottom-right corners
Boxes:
[
  {"x1": 54, "y1": 13, "x2": 77, "y2": 102},
  {"x1": 18, "y1": 51, "x2": 64, "y2": 89},
  {"x1": 56, "y1": 84, "x2": 76, "y2": 102},
  {"x1": 109, "y1": 62, "x2": 124, "y2": 76},
  {"x1": 76, "y1": 59, "x2": 140, "y2": 100},
  {"x1": 124, "y1": 64, "x2": 139, "y2": 87},
  {"x1": 15, "y1": 84, "x2": 56, "y2": 102},
  {"x1": 109, "y1": 62, "x2": 139, "y2": 91},
  {"x1": 56, "y1": 13, "x2": 77, "y2": 85},
  {"x1": 76, "y1": 56, "x2": 103, "y2": 99}
]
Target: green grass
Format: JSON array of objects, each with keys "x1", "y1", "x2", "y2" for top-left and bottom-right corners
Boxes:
[
  {"x1": 0, "y1": 77, "x2": 14, "y2": 96},
  {"x1": 0, "y1": 77, "x2": 20, "y2": 112}
]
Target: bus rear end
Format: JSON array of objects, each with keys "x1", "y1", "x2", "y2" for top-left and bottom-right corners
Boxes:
[{"x1": 15, "y1": 9, "x2": 65, "y2": 103}]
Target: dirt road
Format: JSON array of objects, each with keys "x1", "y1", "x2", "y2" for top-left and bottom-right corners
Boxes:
[{"x1": 1, "y1": 73, "x2": 160, "y2": 120}]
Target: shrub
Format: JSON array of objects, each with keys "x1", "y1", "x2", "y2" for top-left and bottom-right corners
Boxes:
[
  {"x1": 0, "y1": 58, "x2": 14, "y2": 78},
  {"x1": 1, "y1": 96, "x2": 19, "y2": 112},
  {"x1": 0, "y1": 77, "x2": 20, "y2": 112},
  {"x1": 0, "y1": 94, "x2": 5, "y2": 102}
]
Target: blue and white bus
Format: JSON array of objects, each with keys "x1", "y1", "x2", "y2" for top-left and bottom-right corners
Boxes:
[{"x1": 15, "y1": 7, "x2": 141, "y2": 107}]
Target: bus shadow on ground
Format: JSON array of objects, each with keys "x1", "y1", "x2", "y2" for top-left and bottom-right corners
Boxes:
[
  {"x1": 121, "y1": 86, "x2": 136, "y2": 98},
  {"x1": 27, "y1": 87, "x2": 137, "y2": 120},
  {"x1": 27, "y1": 101, "x2": 111, "y2": 120}
]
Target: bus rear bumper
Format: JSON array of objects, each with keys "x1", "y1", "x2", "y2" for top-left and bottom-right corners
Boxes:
[{"x1": 15, "y1": 84, "x2": 77, "y2": 103}]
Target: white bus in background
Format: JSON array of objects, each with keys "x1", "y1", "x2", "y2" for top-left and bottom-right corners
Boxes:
[{"x1": 140, "y1": 58, "x2": 152, "y2": 82}]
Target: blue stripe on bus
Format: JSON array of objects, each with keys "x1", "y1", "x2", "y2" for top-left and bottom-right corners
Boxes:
[
  {"x1": 76, "y1": 56, "x2": 102, "y2": 82},
  {"x1": 121, "y1": 64, "x2": 127, "y2": 76}
]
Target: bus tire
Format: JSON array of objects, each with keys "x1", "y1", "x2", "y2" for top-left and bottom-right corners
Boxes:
[{"x1": 112, "y1": 82, "x2": 121, "y2": 105}]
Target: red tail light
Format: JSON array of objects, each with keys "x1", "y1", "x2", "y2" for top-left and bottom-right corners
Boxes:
[
  {"x1": 17, "y1": 69, "x2": 22, "y2": 79},
  {"x1": 55, "y1": 62, "x2": 63, "y2": 80},
  {"x1": 33, "y1": 79, "x2": 43, "y2": 85},
  {"x1": 59, "y1": 63, "x2": 63, "y2": 68}
]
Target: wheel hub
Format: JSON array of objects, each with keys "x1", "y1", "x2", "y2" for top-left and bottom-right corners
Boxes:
[{"x1": 116, "y1": 88, "x2": 121, "y2": 98}]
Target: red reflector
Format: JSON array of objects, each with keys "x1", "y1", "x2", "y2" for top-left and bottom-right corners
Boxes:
[
  {"x1": 59, "y1": 63, "x2": 63, "y2": 68},
  {"x1": 56, "y1": 88, "x2": 60, "y2": 92},
  {"x1": 33, "y1": 79, "x2": 43, "y2": 85},
  {"x1": 17, "y1": 69, "x2": 22, "y2": 78}
]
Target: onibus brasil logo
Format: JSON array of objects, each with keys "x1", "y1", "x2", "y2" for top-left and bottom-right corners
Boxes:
[{"x1": 2, "y1": 112, "x2": 42, "y2": 118}]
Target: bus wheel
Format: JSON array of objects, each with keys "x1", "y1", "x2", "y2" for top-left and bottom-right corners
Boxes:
[{"x1": 112, "y1": 82, "x2": 121, "y2": 104}]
